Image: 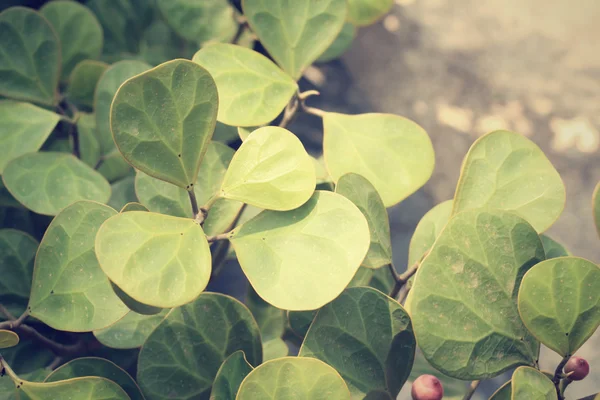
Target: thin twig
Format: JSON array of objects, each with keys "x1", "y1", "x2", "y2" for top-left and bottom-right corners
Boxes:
[
  {"x1": 230, "y1": 15, "x2": 248, "y2": 44},
  {"x1": 16, "y1": 324, "x2": 84, "y2": 357},
  {"x1": 0, "y1": 307, "x2": 28, "y2": 330},
  {"x1": 389, "y1": 259, "x2": 421, "y2": 298},
  {"x1": 206, "y1": 232, "x2": 232, "y2": 243},
  {"x1": 397, "y1": 285, "x2": 410, "y2": 304},
  {"x1": 553, "y1": 356, "x2": 569, "y2": 400},
  {"x1": 463, "y1": 380, "x2": 480, "y2": 400},
  {"x1": 279, "y1": 95, "x2": 299, "y2": 128},
  {"x1": 301, "y1": 105, "x2": 326, "y2": 118}
]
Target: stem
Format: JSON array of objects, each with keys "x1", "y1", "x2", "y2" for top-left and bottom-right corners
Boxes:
[
  {"x1": 463, "y1": 380, "x2": 480, "y2": 400},
  {"x1": 15, "y1": 324, "x2": 83, "y2": 357},
  {"x1": 230, "y1": 15, "x2": 248, "y2": 44},
  {"x1": 396, "y1": 285, "x2": 410, "y2": 303},
  {"x1": 279, "y1": 95, "x2": 299, "y2": 129},
  {"x1": 188, "y1": 189, "x2": 201, "y2": 219},
  {"x1": 389, "y1": 259, "x2": 421, "y2": 299},
  {"x1": 69, "y1": 122, "x2": 81, "y2": 159},
  {"x1": 0, "y1": 306, "x2": 28, "y2": 330},
  {"x1": 553, "y1": 356, "x2": 569, "y2": 400},
  {"x1": 558, "y1": 378, "x2": 572, "y2": 397},
  {"x1": 301, "y1": 105, "x2": 326, "y2": 118},
  {"x1": 206, "y1": 232, "x2": 232, "y2": 243}
]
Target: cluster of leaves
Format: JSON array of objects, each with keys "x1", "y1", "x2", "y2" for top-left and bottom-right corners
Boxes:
[{"x1": 0, "y1": 1, "x2": 598, "y2": 400}]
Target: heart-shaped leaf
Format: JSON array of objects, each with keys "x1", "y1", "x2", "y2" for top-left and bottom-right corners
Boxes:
[
  {"x1": 409, "y1": 209, "x2": 543, "y2": 379},
  {"x1": 0, "y1": 330, "x2": 19, "y2": 348},
  {"x1": 318, "y1": 22, "x2": 356, "y2": 62},
  {"x1": 220, "y1": 126, "x2": 316, "y2": 210},
  {"x1": 111, "y1": 59, "x2": 219, "y2": 189},
  {"x1": 236, "y1": 357, "x2": 351, "y2": 400},
  {"x1": 107, "y1": 176, "x2": 137, "y2": 211},
  {"x1": 46, "y1": 357, "x2": 144, "y2": 400},
  {"x1": 518, "y1": 256, "x2": 600, "y2": 356},
  {"x1": 230, "y1": 190, "x2": 369, "y2": 310},
  {"x1": 210, "y1": 351, "x2": 254, "y2": 400},
  {"x1": 453, "y1": 130, "x2": 565, "y2": 232},
  {"x1": 246, "y1": 287, "x2": 288, "y2": 361},
  {"x1": 77, "y1": 112, "x2": 102, "y2": 169},
  {"x1": 346, "y1": 0, "x2": 393, "y2": 26},
  {"x1": 66, "y1": 60, "x2": 108, "y2": 108},
  {"x1": 408, "y1": 200, "x2": 452, "y2": 266},
  {"x1": 0, "y1": 229, "x2": 37, "y2": 303},
  {"x1": 0, "y1": 7, "x2": 60, "y2": 106},
  {"x1": 300, "y1": 287, "x2": 415, "y2": 399},
  {"x1": 137, "y1": 293, "x2": 262, "y2": 399},
  {"x1": 97, "y1": 151, "x2": 132, "y2": 182},
  {"x1": 40, "y1": 1, "x2": 103, "y2": 80},
  {"x1": 336, "y1": 173, "x2": 392, "y2": 269},
  {"x1": 511, "y1": 367, "x2": 556, "y2": 400},
  {"x1": 2, "y1": 152, "x2": 111, "y2": 216},
  {"x1": 95, "y1": 211, "x2": 211, "y2": 308},
  {"x1": 243, "y1": 0, "x2": 347, "y2": 80},
  {"x1": 94, "y1": 309, "x2": 168, "y2": 350},
  {"x1": 594, "y1": 182, "x2": 600, "y2": 238},
  {"x1": 323, "y1": 113, "x2": 435, "y2": 207},
  {"x1": 0, "y1": 100, "x2": 61, "y2": 174},
  {"x1": 28, "y1": 201, "x2": 128, "y2": 331},
  {"x1": 193, "y1": 44, "x2": 298, "y2": 127},
  {"x1": 540, "y1": 234, "x2": 570, "y2": 259}
]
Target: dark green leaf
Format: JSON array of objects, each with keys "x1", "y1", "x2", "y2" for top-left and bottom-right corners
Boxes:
[
  {"x1": 540, "y1": 234, "x2": 570, "y2": 259},
  {"x1": 107, "y1": 176, "x2": 137, "y2": 211},
  {"x1": 77, "y1": 112, "x2": 102, "y2": 168},
  {"x1": 209, "y1": 351, "x2": 253, "y2": 400},
  {"x1": 66, "y1": 60, "x2": 108, "y2": 108},
  {"x1": 246, "y1": 287, "x2": 287, "y2": 361},
  {"x1": 93, "y1": 309, "x2": 168, "y2": 349},
  {"x1": 0, "y1": 229, "x2": 37, "y2": 302}
]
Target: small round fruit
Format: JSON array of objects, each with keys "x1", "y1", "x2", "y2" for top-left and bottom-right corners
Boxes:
[
  {"x1": 564, "y1": 356, "x2": 589, "y2": 381},
  {"x1": 411, "y1": 374, "x2": 444, "y2": 400}
]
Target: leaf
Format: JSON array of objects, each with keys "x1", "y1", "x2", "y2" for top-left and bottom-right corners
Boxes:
[
  {"x1": 97, "y1": 151, "x2": 132, "y2": 183},
  {"x1": 0, "y1": 330, "x2": 19, "y2": 348},
  {"x1": 45, "y1": 357, "x2": 144, "y2": 400},
  {"x1": 220, "y1": 126, "x2": 316, "y2": 210},
  {"x1": 120, "y1": 203, "x2": 148, "y2": 213},
  {"x1": 237, "y1": 126, "x2": 254, "y2": 142},
  {"x1": 40, "y1": 1, "x2": 103, "y2": 79},
  {"x1": 28, "y1": 201, "x2": 128, "y2": 331},
  {"x1": 192, "y1": 43, "x2": 297, "y2": 127},
  {"x1": 77, "y1": 113, "x2": 102, "y2": 168},
  {"x1": 346, "y1": 0, "x2": 393, "y2": 26},
  {"x1": 540, "y1": 234, "x2": 570, "y2": 259},
  {"x1": 408, "y1": 200, "x2": 453, "y2": 266},
  {"x1": 489, "y1": 381, "x2": 511, "y2": 400},
  {"x1": 336, "y1": 173, "x2": 392, "y2": 269},
  {"x1": 236, "y1": 357, "x2": 351, "y2": 400},
  {"x1": 299, "y1": 287, "x2": 415, "y2": 398},
  {"x1": 452, "y1": 130, "x2": 565, "y2": 233},
  {"x1": 0, "y1": 100, "x2": 61, "y2": 174},
  {"x1": 288, "y1": 310, "x2": 316, "y2": 339},
  {"x1": 213, "y1": 122, "x2": 240, "y2": 144},
  {"x1": 111, "y1": 59, "x2": 218, "y2": 189},
  {"x1": 107, "y1": 176, "x2": 137, "y2": 211},
  {"x1": 408, "y1": 350, "x2": 470, "y2": 400},
  {"x1": 0, "y1": 229, "x2": 37, "y2": 302},
  {"x1": 156, "y1": 0, "x2": 237, "y2": 44},
  {"x1": 94, "y1": 309, "x2": 168, "y2": 349},
  {"x1": 323, "y1": 113, "x2": 435, "y2": 207},
  {"x1": 246, "y1": 287, "x2": 288, "y2": 361},
  {"x1": 243, "y1": 0, "x2": 347, "y2": 80},
  {"x1": 137, "y1": 293, "x2": 262, "y2": 400},
  {"x1": 2, "y1": 152, "x2": 111, "y2": 216},
  {"x1": 137, "y1": 19, "x2": 195, "y2": 66},
  {"x1": 0, "y1": 7, "x2": 60, "y2": 106},
  {"x1": 210, "y1": 351, "x2": 253, "y2": 400},
  {"x1": 66, "y1": 60, "x2": 108, "y2": 108},
  {"x1": 110, "y1": 281, "x2": 163, "y2": 316},
  {"x1": 409, "y1": 209, "x2": 544, "y2": 379},
  {"x1": 318, "y1": 22, "x2": 356, "y2": 62},
  {"x1": 594, "y1": 182, "x2": 600, "y2": 238},
  {"x1": 230, "y1": 190, "x2": 369, "y2": 310},
  {"x1": 95, "y1": 211, "x2": 211, "y2": 308},
  {"x1": 517, "y1": 256, "x2": 600, "y2": 356},
  {"x1": 511, "y1": 367, "x2": 556, "y2": 400}
]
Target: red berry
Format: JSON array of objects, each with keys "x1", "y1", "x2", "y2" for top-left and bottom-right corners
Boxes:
[
  {"x1": 411, "y1": 374, "x2": 444, "y2": 400},
  {"x1": 564, "y1": 356, "x2": 589, "y2": 381}
]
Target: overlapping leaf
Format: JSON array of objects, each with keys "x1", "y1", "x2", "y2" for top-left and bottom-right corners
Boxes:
[
  {"x1": 108, "y1": 176, "x2": 137, "y2": 211},
  {"x1": 346, "y1": 0, "x2": 393, "y2": 26},
  {"x1": 540, "y1": 234, "x2": 570, "y2": 259},
  {"x1": 77, "y1": 112, "x2": 102, "y2": 168},
  {"x1": 318, "y1": 22, "x2": 356, "y2": 62},
  {"x1": 0, "y1": 229, "x2": 37, "y2": 303},
  {"x1": 511, "y1": 367, "x2": 556, "y2": 400},
  {"x1": 0, "y1": 330, "x2": 19, "y2": 348},
  {"x1": 66, "y1": 60, "x2": 108, "y2": 108},
  {"x1": 246, "y1": 287, "x2": 288, "y2": 361},
  {"x1": 94, "y1": 309, "x2": 168, "y2": 349},
  {"x1": 408, "y1": 200, "x2": 452, "y2": 266},
  {"x1": 210, "y1": 351, "x2": 253, "y2": 400}
]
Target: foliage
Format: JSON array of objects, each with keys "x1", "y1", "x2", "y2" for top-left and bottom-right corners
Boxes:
[{"x1": 0, "y1": 1, "x2": 597, "y2": 400}]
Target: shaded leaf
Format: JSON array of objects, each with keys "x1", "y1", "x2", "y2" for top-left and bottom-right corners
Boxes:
[
  {"x1": 489, "y1": 381, "x2": 511, "y2": 400},
  {"x1": 0, "y1": 330, "x2": 19, "y2": 348},
  {"x1": 213, "y1": 122, "x2": 240, "y2": 144},
  {"x1": 110, "y1": 281, "x2": 163, "y2": 316},
  {"x1": 540, "y1": 234, "x2": 570, "y2": 259},
  {"x1": 408, "y1": 350, "x2": 470, "y2": 400},
  {"x1": 0, "y1": 229, "x2": 37, "y2": 302},
  {"x1": 246, "y1": 287, "x2": 288, "y2": 361},
  {"x1": 210, "y1": 351, "x2": 253, "y2": 400},
  {"x1": 77, "y1": 112, "x2": 102, "y2": 168},
  {"x1": 97, "y1": 151, "x2": 132, "y2": 183},
  {"x1": 408, "y1": 200, "x2": 452, "y2": 266},
  {"x1": 317, "y1": 22, "x2": 356, "y2": 62},
  {"x1": 288, "y1": 310, "x2": 317, "y2": 339},
  {"x1": 511, "y1": 366, "x2": 556, "y2": 400},
  {"x1": 94, "y1": 309, "x2": 168, "y2": 349},
  {"x1": 347, "y1": 0, "x2": 393, "y2": 26},
  {"x1": 66, "y1": 60, "x2": 108, "y2": 108},
  {"x1": 107, "y1": 176, "x2": 137, "y2": 211}
]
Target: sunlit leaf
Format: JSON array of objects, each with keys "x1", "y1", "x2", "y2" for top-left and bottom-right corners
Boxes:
[
  {"x1": 231, "y1": 190, "x2": 369, "y2": 310},
  {"x1": 95, "y1": 211, "x2": 211, "y2": 308},
  {"x1": 408, "y1": 200, "x2": 452, "y2": 266},
  {"x1": 511, "y1": 367, "x2": 556, "y2": 400},
  {"x1": 452, "y1": 130, "x2": 565, "y2": 232},
  {"x1": 0, "y1": 7, "x2": 59, "y2": 106},
  {"x1": 317, "y1": 22, "x2": 356, "y2": 62},
  {"x1": 94, "y1": 309, "x2": 168, "y2": 349},
  {"x1": 193, "y1": 43, "x2": 297, "y2": 126},
  {"x1": 409, "y1": 209, "x2": 543, "y2": 379},
  {"x1": 0, "y1": 330, "x2": 19, "y2": 348},
  {"x1": 137, "y1": 293, "x2": 262, "y2": 399},
  {"x1": 323, "y1": 112, "x2": 435, "y2": 207},
  {"x1": 346, "y1": 0, "x2": 393, "y2": 26},
  {"x1": 540, "y1": 234, "x2": 570, "y2": 259},
  {"x1": 220, "y1": 126, "x2": 316, "y2": 210},
  {"x1": 77, "y1": 112, "x2": 101, "y2": 169},
  {"x1": 0, "y1": 229, "x2": 37, "y2": 303},
  {"x1": 111, "y1": 59, "x2": 218, "y2": 189},
  {"x1": 594, "y1": 182, "x2": 600, "y2": 238},
  {"x1": 246, "y1": 287, "x2": 288, "y2": 361},
  {"x1": 66, "y1": 60, "x2": 108, "y2": 108},
  {"x1": 2, "y1": 152, "x2": 111, "y2": 216},
  {"x1": 243, "y1": 0, "x2": 347, "y2": 80},
  {"x1": 210, "y1": 351, "x2": 253, "y2": 400},
  {"x1": 107, "y1": 176, "x2": 136, "y2": 211}
]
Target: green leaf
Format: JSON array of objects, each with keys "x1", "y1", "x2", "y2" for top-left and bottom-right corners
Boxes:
[
  {"x1": 323, "y1": 112, "x2": 435, "y2": 207},
  {"x1": 246, "y1": 287, "x2": 288, "y2": 361},
  {"x1": 0, "y1": 229, "x2": 37, "y2": 302},
  {"x1": 137, "y1": 293, "x2": 262, "y2": 399},
  {"x1": 94, "y1": 60, "x2": 152, "y2": 156},
  {"x1": 452, "y1": 130, "x2": 565, "y2": 233},
  {"x1": 236, "y1": 357, "x2": 351, "y2": 400},
  {"x1": 97, "y1": 151, "x2": 132, "y2": 183},
  {"x1": 0, "y1": 100, "x2": 61, "y2": 174},
  {"x1": 517, "y1": 256, "x2": 600, "y2": 356},
  {"x1": 94, "y1": 309, "x2": 168, "y2": 349},
  {"x1": 336, "y1": 173, "x2": 392, "y2": 269},
  {"x1": 137, "y1": 19, "x2": 194, "y2": 66},
  {"x1": 237, "y1": 126, "x2": 254, "y2": 142},
  {"x1": 120, "y1": 203, "x2": 148, "y2": 213},
  {"x1": 40, "y1": 1, "x2": 103, "y2": 79},
  {"x1": 156, "y1": 0, "x2": 237, "y2": 44},
  {"x1": 110, "y1": 281, "x2": 162, "y2": 316},
  {"x1": 288, "y1": 310, "x2": 316, "y2": 338},
  {"x1": 2, "y1": 152, "x2": 111, "y2": 216},
  {"x1": 318, "y1": 22, "x2": 356, "y2": 62},
  {"x1": 213, "y1": 122, "x2": 240, "y2": 144},
  {"x1": 594, "y1": 182, "x2": 600, "y2": 238},
  {"x1": 45, "y1": 357, "x2": 144, "y2": 400},
  {"x1": 299, "y1": 287, "x2": 415, "y2": 398},
  {"x1": 540, "y1": 234, "x2": 570, "y2": 259},
  {"x1": 111, "y1": 59, "x2": 218, "y2": 189},
  {"x1": 489, "y1": 381, "x2": 511, "y2": 400},
  {"x1": 346, "y1": 0, "x2": 393, "y2": 26},
  {"x1": 0, "y1": 330, "x2": 19, "y2": 348},
  {"x1": 408, "y1": 200, "x2": 452, "y2": 266},
  {"x1": 220, "y1": 126, "x2": 316, "y2": 210},
  {"x1": 192, "y1": 43, "x2": 298, "y2": 127},
  {"x1": 231, "y1": 190, "x2": 369, "y2": 310},
  {"x1": 409, "y1": 209, "x2": 544, "y2": 379},
  {"x1": 77, "y1": 112, "x2": 102, "y2": 168},
  {"x1": 243, "y1": 0, "x2": 347, "y2": 79},
  {"x1": 0, "y1": 7, "x2": 60, "y2": 106},
  {"x1": 0, "y1": 339, "x2": 53, "y2": 375},
  {"x1": 210, "y1": 351, "x2": 253, "y2": 400},
  {"x1": 511, "y1": 367, "x2": 556, "y2": 400},
  {"x1": 66, "y1": 60, "x2": 108, "y2": 108},
  {"x1": 95, "y1": 211, "x2": 211, "y2": 308},
  {"x1": 28, "y1": 201, "x2": 128, "y2": 331},
  {"x1": 408, "y1": 350, "x2": 470, "y2": 400},
  {"x1": 107, "y1": 176, "x2": 137, "y2": 211}
]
